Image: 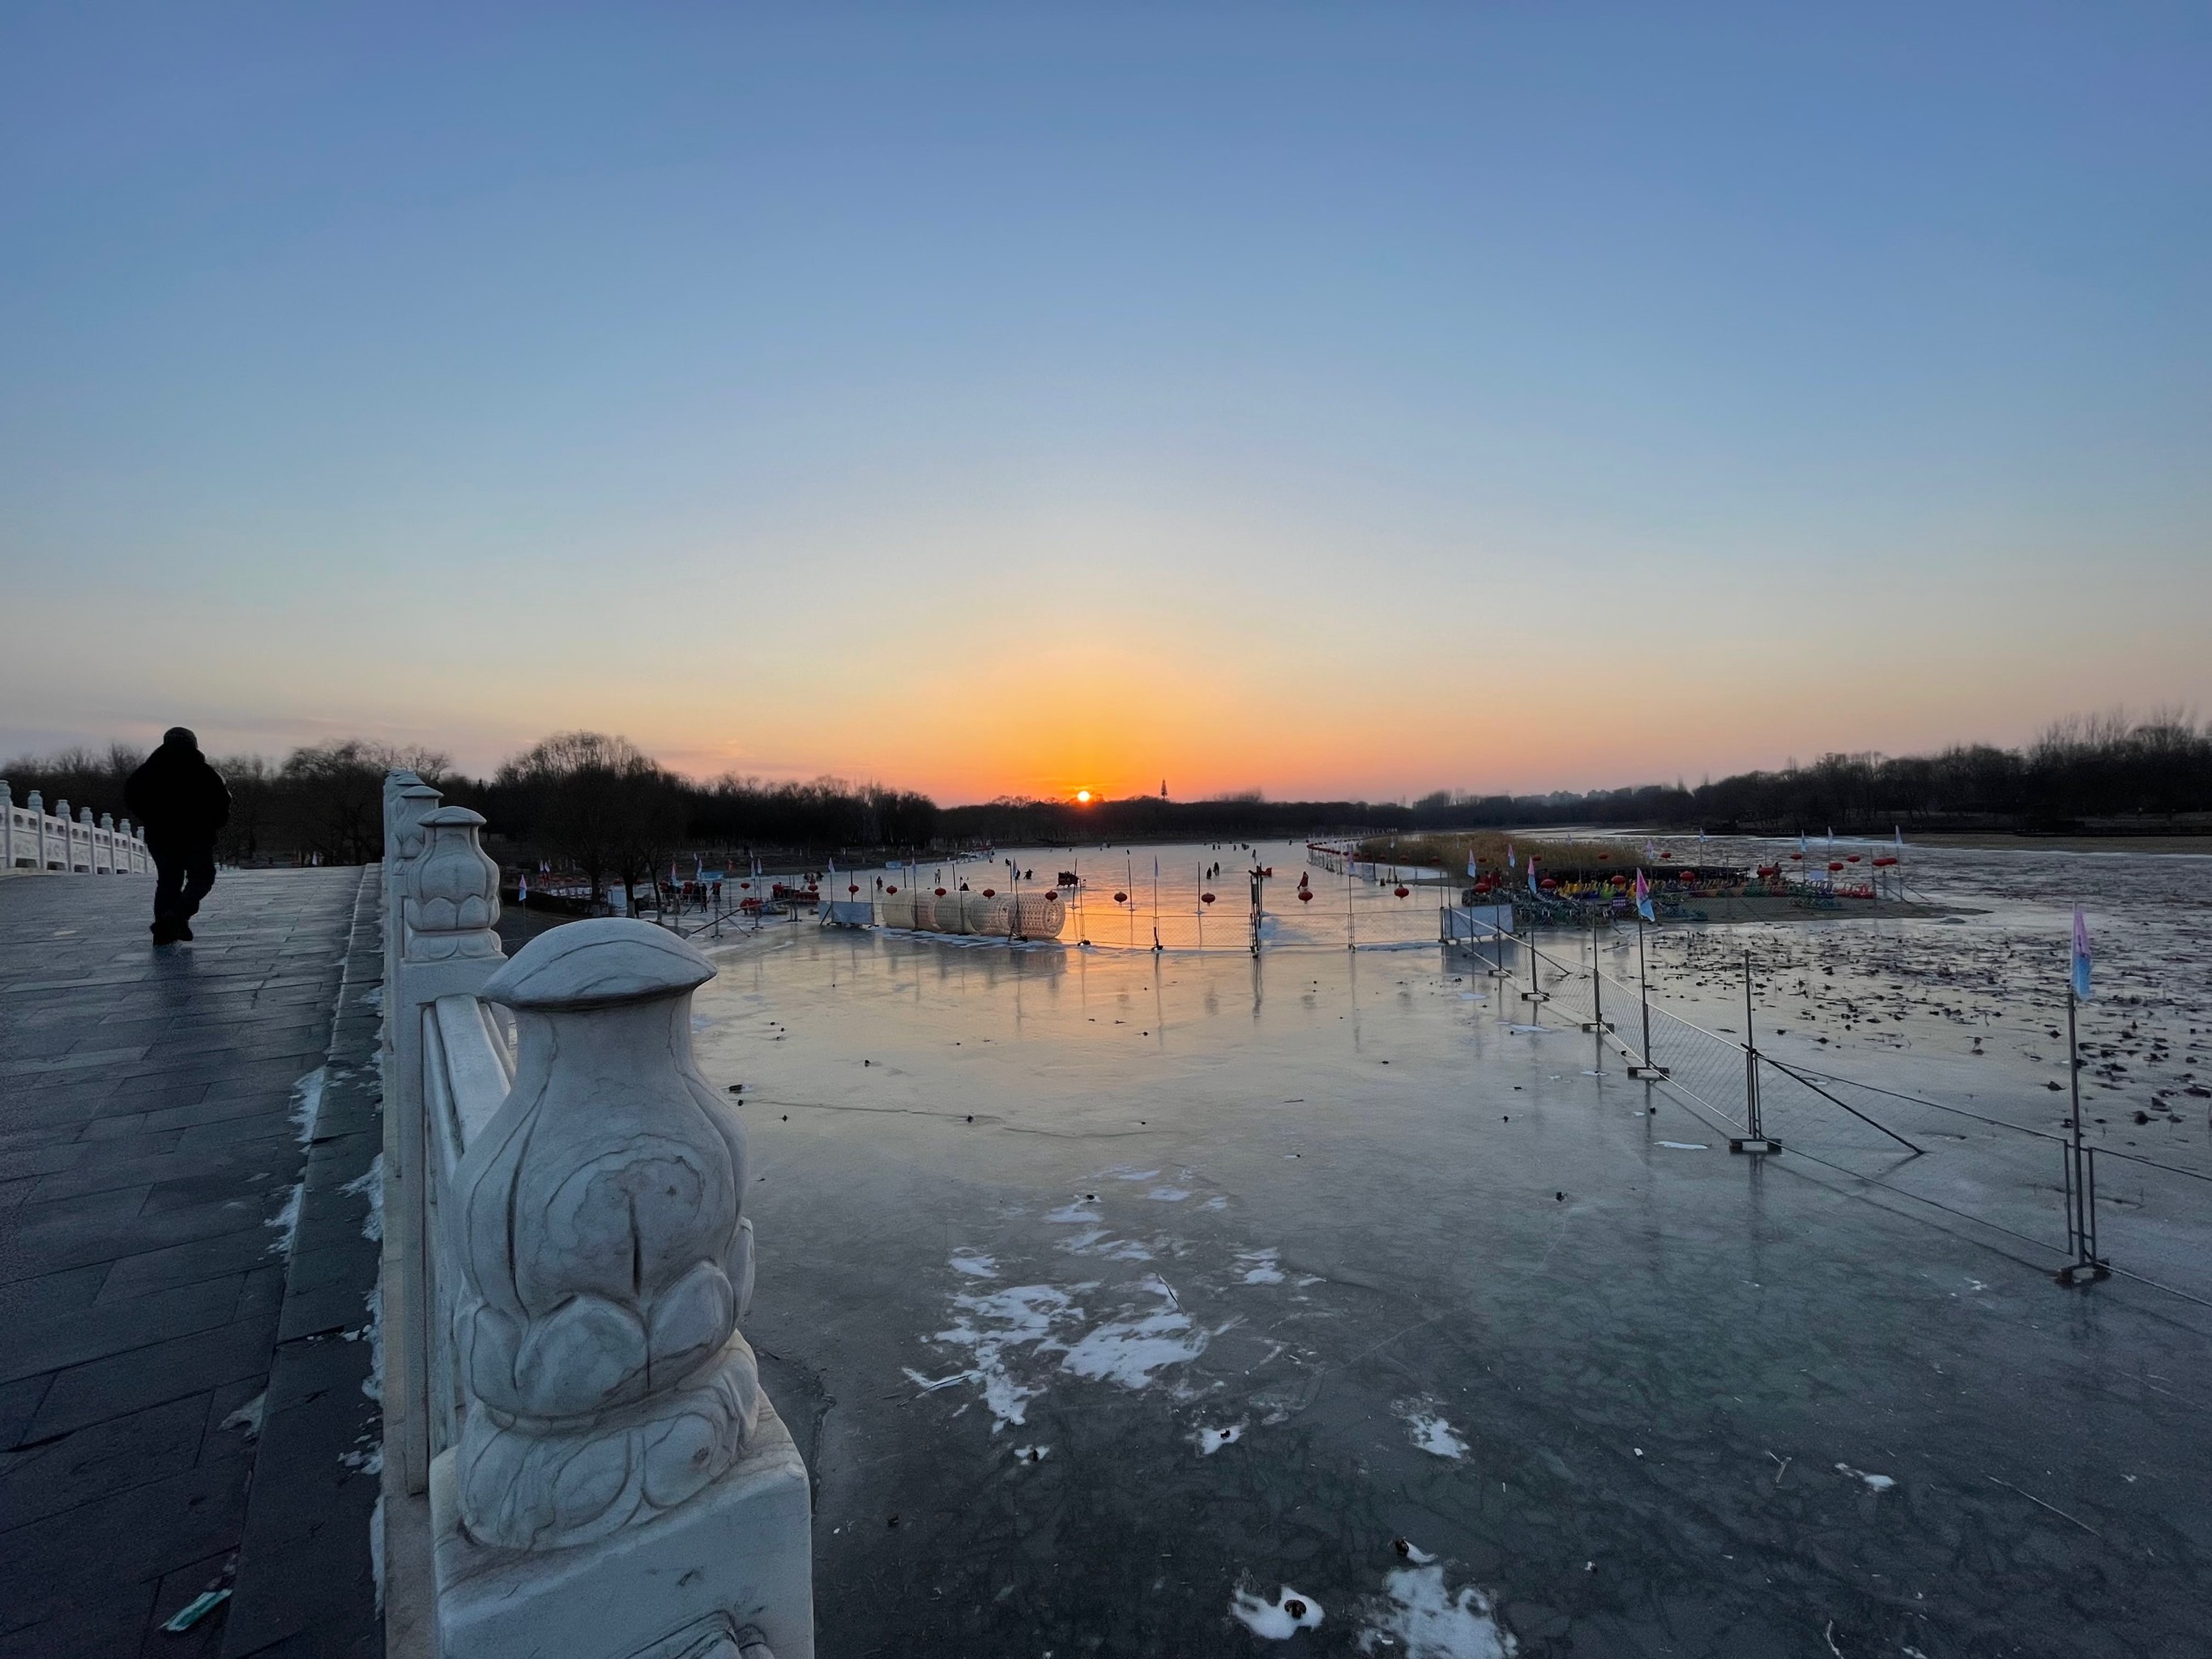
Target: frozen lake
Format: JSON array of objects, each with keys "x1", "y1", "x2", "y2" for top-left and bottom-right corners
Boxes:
[{"x1": 688, "y1": 840, "x2": 2211, "y2": 1657}]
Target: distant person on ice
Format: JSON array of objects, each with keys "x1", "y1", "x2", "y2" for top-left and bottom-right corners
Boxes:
[{"x1": 124, "y1": 727, "x2": 232, "y2": 945}]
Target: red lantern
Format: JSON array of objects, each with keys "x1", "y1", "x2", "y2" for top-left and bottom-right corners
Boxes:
[
  {"x1": 983, "y1": 888, "x2": 996, "y2": 898},
  {"x1": 1828, "y1": 862, "x2": 1844, "y2": 872},
  {"x1": 1298, "y1": 889, "x2": 1313, "y2": 902},
  {"x1": 1394, "y1": 885, "x2": 1410, "y2": 898},
  {"x1": 1114, "y1": 891, "x2": 1128, "y2": 903},
  {"x1": 1539, "y1": 878, "x2": 1557, "y2": 891},
  {"x1": 1660, "y1": 851, "x2": 1673, "y2": 859},
  {"x1": 934, "y1": 887, "x2": 947, "y2": 897},
  {"x1": 848, "y1": 884, "x2": 860, "y2": 894},
  {"x1": 1788, "y1": 853, "x2": 1802, "y2": 861},
  {"x1": 1202, "y1": 892, "x2": 1216, "y2": 905},
  {"x1": 1597, "y1": 852, "x2": 1610, "y2": 860},
  {"x1": 886, "y1": 885, "x2": 899, "y2": 894},
  {"x1": 1873, "y1": 856, "x2": 1896, "y2": 868},
  {"x1": 1846, "y1": 855, "x2": 1861, "y2": 864}
]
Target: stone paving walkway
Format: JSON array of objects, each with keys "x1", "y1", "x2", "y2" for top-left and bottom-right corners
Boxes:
[{"x1": 0, "y1": 868, "x2": 374, "y2": 1657}]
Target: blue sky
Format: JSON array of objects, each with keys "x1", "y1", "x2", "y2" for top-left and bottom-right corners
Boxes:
[{"x1": 3, "y1": 3, "x2": 2206, "y2": 799}]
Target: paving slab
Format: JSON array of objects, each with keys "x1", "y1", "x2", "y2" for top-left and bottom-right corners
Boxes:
[{"x1": 0, "y1": 868, "x2": 369, "y2": 1657}]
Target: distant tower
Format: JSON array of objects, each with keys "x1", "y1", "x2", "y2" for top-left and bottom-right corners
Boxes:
[{"x1": 1160, "y1": 778, "x2": 1168, "y2": 800}]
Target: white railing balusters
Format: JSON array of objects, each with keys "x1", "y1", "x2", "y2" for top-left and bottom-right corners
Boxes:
[
  {"x1": 0, "y1": 784, "x2": 148, "y2": 875},
  {"x1": 377, "y1": 769, "x2": 813, "y2": 1659}
]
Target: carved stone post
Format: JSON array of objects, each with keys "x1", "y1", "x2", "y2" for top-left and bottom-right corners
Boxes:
[
  {"x1": 2, "y1": 781, "x2": 12, "y2": 871},
  {"x1": 391, "y1": 804, "x2": 506, "y2": 1497},
  {"x1": 28, "y1": 791, "x2": 45, "y2": 869},
  {"x1": 431, "y1": 920, "x2": 812, "y2": 1659},
  {"x1": 453, "y1": 921, "x2": 758, "y2": 1546}
]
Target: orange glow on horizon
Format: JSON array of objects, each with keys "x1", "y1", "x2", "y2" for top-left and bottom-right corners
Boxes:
[{"x1": 1075, "y1": 789, "x2": 1092, "y2": 803}]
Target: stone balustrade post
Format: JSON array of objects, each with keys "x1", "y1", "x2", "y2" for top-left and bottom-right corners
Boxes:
[
  {"x1": 28, "y1": 791, "x2": 47, "y2": 869},
  {"x1": 431, "y1": 919, "x2": 812, "y2": 1659},
  {"x1": 1, "y1": 781, "x2": 13, "y2": 871},
  {"x1": 387, "y1": 802, "x2": 506, "y2": 1499}
]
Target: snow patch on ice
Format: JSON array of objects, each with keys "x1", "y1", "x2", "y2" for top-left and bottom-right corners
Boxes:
[
  {"x1": 1202, "y1": 1195, "x2": 1229, "y2": 1210},
  {"x1": 1357, "y1": 1564, "x2": 1516, "y2": 1657},
  {"x1": 1059, "y1": 1277, "x2": 1207, "y2": 1389},
  {"x1": 1657, "y1": 1141, "x2": 1710, "y2": 1151},
  {"x1": 948, "y1": 1249, "x2": 999, "y2": 1278},
  {"x1": 1196, "y1": 1421, "x2": 1245, "y2": 1456},
  {"x1": 1237, "y1": 1247, "x2": 1286, "y2": 1285},
  {"x1": 1232, "y1": 1584, "x2": 1324, "y2": 1638},
  {"x1": 1045, "y1": 1201, "x2": 1100, "y2": 1224},
  {"x1": 920, "y1": 1282, "x2": 1086, "y2": 1430},
  {"x1": 1835, "y1": 1462, "x2": 1895, "y2": 1492},
  {"x1": 1397, "y1": 1400, "x2": 1469, "y2": 1459},
  {"x1": 1147, "y1": 1185, "x2": 1193, "y2": 1202}
]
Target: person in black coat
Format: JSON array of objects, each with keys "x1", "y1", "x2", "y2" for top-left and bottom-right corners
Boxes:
[{"x1": 124, "y1": 727, "x2": 233, "y2": 944}]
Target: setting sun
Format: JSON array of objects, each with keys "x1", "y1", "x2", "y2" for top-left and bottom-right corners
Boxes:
[{"x1": 1074, "y1": 789, "x2": 1092, "y2": 804}]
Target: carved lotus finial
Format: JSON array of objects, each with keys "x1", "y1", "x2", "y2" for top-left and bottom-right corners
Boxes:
[
  {"x1": 404, "y1": 806, "x2": 501, "y2": 962},
  {"x1": 450, "y1": 919, "x2": 760, "y2": 1550}
]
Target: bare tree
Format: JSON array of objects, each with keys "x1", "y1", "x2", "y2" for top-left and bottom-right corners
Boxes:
[
  {"x1": 281, "y1": 739, "x2": 454, "y2": 863},
  {"x1": 497, "y1": 732, "x2": 683, "y2": 911}
]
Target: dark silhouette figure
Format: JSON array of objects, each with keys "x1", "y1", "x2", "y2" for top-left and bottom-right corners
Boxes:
[{"x1": 125, "y1": 728, "x2": 232, "y2": 944}]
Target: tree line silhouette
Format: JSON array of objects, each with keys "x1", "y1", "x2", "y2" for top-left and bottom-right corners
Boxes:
[{"x1": 7, "y1": 710, "x2": 2205, "y2": 867}]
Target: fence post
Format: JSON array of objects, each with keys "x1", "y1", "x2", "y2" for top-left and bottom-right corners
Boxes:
[
  {"x1": 1628, "y1": 912, "x2": 1668, "y2": 1079},
  {"x1": 1730, "y1": 949, "x2": 1779, "y2": 1154},
  {"x1": 1520, "y1": 926, "x2": 1549, "y2": 1004},
  {"x1": 1578, "y1": 918, "x2": 1608, "y2": 1038},
  {"x1": 1, "y1": 781, "x2": 12, "y2": 870},
  {"x1": 2056, "y1": 986, "x2": 2108, "y2": 1286}
]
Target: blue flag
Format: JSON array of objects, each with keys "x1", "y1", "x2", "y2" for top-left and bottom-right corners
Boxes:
[
  {"x1": 1635, "y1": 868, "x2": 1655, "y2": 923},
  {"x1": 2071, "y1": 906, "x2": 2092, "y2": 1000}
]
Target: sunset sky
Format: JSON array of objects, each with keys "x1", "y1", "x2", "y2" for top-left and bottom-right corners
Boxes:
[{"x1": 3, "y1": 5, "x2": 2207, "y2": 803}]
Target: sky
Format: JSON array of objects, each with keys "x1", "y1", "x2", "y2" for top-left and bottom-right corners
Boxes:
[{"x1": 2, "y1": 3, "x2": 2207, "y2": 804}]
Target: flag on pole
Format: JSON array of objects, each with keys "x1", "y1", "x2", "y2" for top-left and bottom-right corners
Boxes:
[
  {"x1": 1635, "y1": 868, "x2": 1654, "y2": 923},
  {"x1": 1467, "y1": 853, "x2": 1479, "y2": 879},
  {"x1": 1527, "y1": 856, "x2": 1539, "y2": 894},
  {"x1": 1894, "y1": 825, "x2": 1903, "y2": 850},
  {"x1": 2071, "y1": 906, "x2": 2092, "y2": 1000},
  {"x1": 518, "y1": 874, "x2": 529, "y2": 901},
  {"x1": 1507, "y1": 843, "x2": 1516, "y2": 869}
]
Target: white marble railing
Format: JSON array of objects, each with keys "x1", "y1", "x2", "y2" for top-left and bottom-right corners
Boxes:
[
  {"x1": 1, "y1": 781, "x2": 152, "y2": 874},
  {"x1": 381, "y1": 770, "x2": 813, "y2": 1659}
]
